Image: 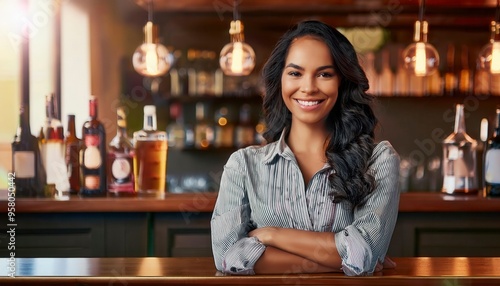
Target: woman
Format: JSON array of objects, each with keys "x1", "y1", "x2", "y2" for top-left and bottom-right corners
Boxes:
[{"x1": 211, "y1": 20, "x2": 400, "y2": 276}]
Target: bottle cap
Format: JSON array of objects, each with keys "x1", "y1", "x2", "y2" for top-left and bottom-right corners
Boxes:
[{"x1": 144, "y1": 105, "x2": 156, "y2": 116}]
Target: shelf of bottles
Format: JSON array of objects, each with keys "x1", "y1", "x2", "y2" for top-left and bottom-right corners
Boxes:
[{"x1": 361, "y1": 44, "x2": 500, "y2": 97}]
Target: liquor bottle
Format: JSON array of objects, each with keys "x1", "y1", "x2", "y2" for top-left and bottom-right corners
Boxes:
[
  {"x1": 485, "y1": 108, "x2": 500, "y2": 197},
  {"x1": 377, "y1": 47, "x2": 394, "y2": 96},
  {"x1": 65, "y1": 115, "x2": 81, "y2": 195},
  {"x1": 80, "y1": 96, "x2": 107, "y2": 197},
  {"x1": 133, "y1": 105, "x2": 168, "y2": 196},
  {"x1": 443, "y1": 44, "x2": 457, "y2": 96},
  {"x1": 234, "y1": 104, "x2": 255, "y2": 148},
  {"x1": 166, "y1": 102, "x2": 186, "y2": 149},
  {"x1": 108, "y1": 107, "x2": 135, "y2": 196},
  {"x1": 41, "y1": 93, "x2": 69, "y2": 198},
  {"x1": 12, "y1": 106, "x2": 46, "y2": 197},
  {"x1": 474, "y1": 61, "x2": 490, "y2": 96},
  {"x1": 194, "y1": 102, "x2": 214, "y2": 149},
  {"x1": 442, "y1": 104, "x2": 478, "y2": 195},
  {"x1": 214, "y1": 106, "x2": 234, "y2": 148},
  {"x1": 362, "y1": 52, "x2": 378, "y2": 95},
  {"x1": 458, "y1": 45, "x2": 472, "y2": 96}
]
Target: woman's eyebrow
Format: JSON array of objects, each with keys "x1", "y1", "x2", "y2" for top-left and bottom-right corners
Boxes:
[{"x1": 285, "y1": 63, "x2": 335, "y2": 71}]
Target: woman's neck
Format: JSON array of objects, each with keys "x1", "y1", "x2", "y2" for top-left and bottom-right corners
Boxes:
[{"x1": 287, "y1": 122, "x2": 329, "y2": 155}]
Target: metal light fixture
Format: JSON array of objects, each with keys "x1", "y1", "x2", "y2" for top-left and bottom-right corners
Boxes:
[
  {"x1": 132, "y1": 0, "x2": 173, "y2": 77},
  {"x1": 478, "y1": 0, "x2": 500, "y2": 74},
  {"x1": 402, "y1": 0, "x2": 440, "y2": 76},
  {"x1": 219, "y1": 0, "x2": 256, "y2": 76}
]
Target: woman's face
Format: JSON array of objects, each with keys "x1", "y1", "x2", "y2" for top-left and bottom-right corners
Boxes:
[{"x1": 281, "y1": 35, "x2": 340, "y2": 128}]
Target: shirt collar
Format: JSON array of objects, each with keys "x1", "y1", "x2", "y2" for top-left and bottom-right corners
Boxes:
[{"x1": 262, "y1": 129, "x2": 295, "y2": 164}]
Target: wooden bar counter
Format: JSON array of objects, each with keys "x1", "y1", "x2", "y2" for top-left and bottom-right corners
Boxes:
[
  {"x1": 1, "y1": 257, "x2": 500, "y2": 285},
  {"x1": 1, "y1": 192, "x2": 500, "y2": 213}
]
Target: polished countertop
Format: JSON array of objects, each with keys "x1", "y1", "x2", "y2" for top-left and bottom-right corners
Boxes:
[
  {"x1": 0, "y1": 192, "x2": 499, "y2": 213},
  {"x1": 0, "y1": 257, "x2": 499, "y2": 285}
]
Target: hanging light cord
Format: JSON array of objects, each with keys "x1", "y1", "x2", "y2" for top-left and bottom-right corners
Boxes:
[
  {"x1": 148, "y1": 0, "x2": 153, "y2": 22},
  {"x1": 233, "y1": 0, "x2": 240, "y2": 21},
  {"x1": 418, "y1": 0, "x2": 426, "y2": 22},
  {"x1": 495, "y1": 0, "x2": 500, "y2": 23}
]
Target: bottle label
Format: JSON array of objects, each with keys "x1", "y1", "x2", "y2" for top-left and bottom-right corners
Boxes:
[
  {"x1": 84, "y1": 135, "x2": 102, "y2": 169},
  {"x1": 485, "y1": 149, "x2": 500, "y2": 184},
  {"x1": 84, "y1": 175, "x2": 100, "y2": 189},
  {"x1": 13, "y1": 151, "x2": 35, "y2": 178},
  {"x1": 112, "y1": 157, "x2": 131, "y2": 180}
]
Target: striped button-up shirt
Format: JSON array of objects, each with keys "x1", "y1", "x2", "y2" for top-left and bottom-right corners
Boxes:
[{"x1": 211, "y1": 131, "x2": 400, "y2": 276}]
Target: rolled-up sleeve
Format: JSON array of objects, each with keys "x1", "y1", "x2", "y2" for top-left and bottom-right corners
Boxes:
[
  {"x1": 335, "y1": 142, "x2": 400, "y2": 276},
  {"x1": 211, "y1": 151, "x2": 266, "y2": 275}
]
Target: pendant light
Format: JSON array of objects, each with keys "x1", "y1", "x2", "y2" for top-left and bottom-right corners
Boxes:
[
  {"x1": 478, "y1": 0, "x2": 500, "y2": 74},
  {"x1": 219, "y1": 0, "x2": 256, "y2": 76},
  {"x1": 132, "y1": 0, "x2": 173, "y2": 77},
  {"x1": 402, "y1": 0, "x2": 440, "y2": 76}
]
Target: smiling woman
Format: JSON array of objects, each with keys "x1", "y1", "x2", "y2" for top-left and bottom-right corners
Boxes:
[{"x1": 211, "y1": 20, "x2": 400, "y2": 276}]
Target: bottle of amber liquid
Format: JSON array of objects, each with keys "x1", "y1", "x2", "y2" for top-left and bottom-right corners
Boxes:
[
  {"x1": 108, "y1": 107, "x2": 135, "y2": 196},
  {"x1": 133, "y1": 105, "x2": 167, "y2": 197},
  {"x1": 12, "y1": 106, "x2": 46, "y2": 197},
  {"x1": 65, "y1": 114, "x2": 81, "y2": 195},
  {"x1": 442, "y1": 104, "x2": 478, "y2": 195},
  {"x1": 443, "y1": 44, "x2": 458, "y2": 96},
  {"x1": 80, "y1": 96, "x2": 107, "y2": 197},
  {"x1": 485, "y1": 108, "x2": 500, "y2": 197}
]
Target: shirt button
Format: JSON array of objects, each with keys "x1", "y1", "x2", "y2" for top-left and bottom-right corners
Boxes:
[{"x1": 344, "y1": 230, "x2": 349, "y2": 236}]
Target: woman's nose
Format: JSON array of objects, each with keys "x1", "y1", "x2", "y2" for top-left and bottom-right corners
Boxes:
[{"x1": 300, "y1": 77, "x2": 319, "y2": 94}]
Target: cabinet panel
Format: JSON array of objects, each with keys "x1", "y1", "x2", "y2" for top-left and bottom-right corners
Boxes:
[
  {"x1": 154, "y1": 212, "x2": 212, "y2": 257},
  {"x1": 387, "y1": 212, "x2": 500, "y2": 257},
  {"x1": 0, "y1": 213, "x2": 148, "y2": 258}
]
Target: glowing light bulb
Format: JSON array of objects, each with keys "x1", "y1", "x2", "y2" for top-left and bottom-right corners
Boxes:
[
  {"x1": 402, "y1": 21, "x2": 439, "y2": 77},
  {"x1": 414, "y1": 42, "x2": 427, "y2": 76},
  {"x1": 491, "y1": 41, "x2": 500, "y2": 73},
  {"x1": 219, "y1": 20, "x2": 255, "y2": 76},
  {"x1": 132, "y1": 21, "x2": 173, "y2": 77}
]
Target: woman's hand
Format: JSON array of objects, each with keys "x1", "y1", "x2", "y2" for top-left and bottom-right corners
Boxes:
[
  {"x1": 374, "y1": 256, "x2": 397, "y2": 272},
  {"x1": 248, "y1": 227, "x2": 279, "y2": 246}
]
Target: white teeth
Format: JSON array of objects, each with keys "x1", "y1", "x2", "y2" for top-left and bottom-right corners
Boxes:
[{"x1": 296, "y1": 99, "x2": 320, "y2": 106}]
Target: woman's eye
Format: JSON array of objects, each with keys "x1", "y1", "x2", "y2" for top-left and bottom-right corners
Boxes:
[
  {"x1": 288, "y1": 71, "x2": 301, "y2": 77},
  {"x1": 319, "y1": 72, "x2": 333, "y2": 78}
]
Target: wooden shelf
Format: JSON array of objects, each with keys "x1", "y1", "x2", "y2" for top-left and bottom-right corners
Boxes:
[{"x1": 1, "y1": 192, "x2": 499, "y2": 213}]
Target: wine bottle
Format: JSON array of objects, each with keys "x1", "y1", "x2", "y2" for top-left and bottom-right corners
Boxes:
[
  {"x1": 235, "y1": 104, "x2": 255, "y2": 148},
  {"x1": 65, "y1": 114, "x2": 81, "y2": 195},
  {"x1": 80, "y1": 96, "x2": 107, "y2": 197},
  {"x1": 485, "y1": 108, "x2": 500, "y2": 197},
  {"x1": 133, "y1": 105, "x2": 168, "y2": 197},
  {"x1": 12, "y1": 106, "x2": 46, "y2": 197},
  {"x1": 108, "y1": 107, "x2": 136, "y2": 196},
  {"x1": 442, "y1": 104, "x2": 478, "y2": 195},
  {"x1": 214, "y1": 106, "x2": 234, "y2": 148},
  {"x1": 443, "y1": 44, "x2": 457, "y2": 96},
  {"x1": 458, "y1": 45, "x2": 472, "y2": 96},
  {"x1": 166, "y1": 102, "x2": 186, "y2": 149},
  {"x1": 194, "y1": 102, "x2": 214, "y2": 149}
]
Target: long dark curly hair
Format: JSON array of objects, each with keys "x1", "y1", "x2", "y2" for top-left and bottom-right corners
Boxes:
[{"x1": 261, "y1": 20, "x2": 377, "y2": 207}]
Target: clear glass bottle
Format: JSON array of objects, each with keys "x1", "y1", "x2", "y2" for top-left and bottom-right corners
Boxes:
[
  {"x1": 133, "y1": 105, "x2": 168, "y2": 197},
  {"x1": 80, "y1": 96, "x2": 107, "y2": 197},
  {"x1": 108, "y1": 107, "x2": 136, "y2": 196},
  {"x1": 194, "y1": 102, "x2": 214, "y2": 149},
  {"x1": 442, "y1": 104, "x2": 478, "y2": 195},
  {"x1": 12, "y1": 106, "x2": 46, "y2": 197},
  {"x1": 65, "y1": 114, "x2": 81, "y2": 195},
  {"x1": 166, "y1": 102, "x2": 186, "y2": 149},
  {"x1": 485, "y1": 108, "x2": 500, "y2": 197}
]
